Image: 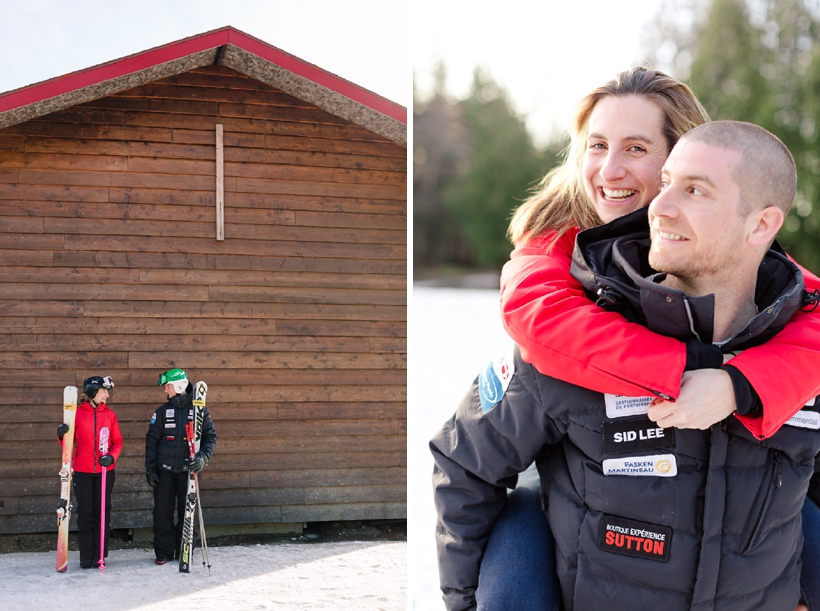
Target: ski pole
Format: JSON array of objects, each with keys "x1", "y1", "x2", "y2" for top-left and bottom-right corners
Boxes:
[
  {"x1": 194, "y1": 474, "x2": 211, "y2": 573},
  {"x1": 186, "y1": 421, "x2": 211, "y2": 572},
  {"x1": 99, "y1": 427, "x2": 109, "y2": 573}
]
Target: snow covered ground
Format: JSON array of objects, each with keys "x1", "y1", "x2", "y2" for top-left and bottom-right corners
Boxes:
[
  {"x1": 0, "y1": 540, "x2": 405, "y2": 611},
  {"x1": 409, "y1": 287, "x2": 511, "y2": 611},
  {"x1": 0, "y1": 286, "x2": 499, "y2": 611}
]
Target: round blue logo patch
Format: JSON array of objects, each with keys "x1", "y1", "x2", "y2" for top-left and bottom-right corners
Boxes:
[{"x1": 479, "y1": 363, "x2": 504, "y2": 413}]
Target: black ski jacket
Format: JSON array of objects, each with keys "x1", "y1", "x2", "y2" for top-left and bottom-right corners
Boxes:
[
  {"x1": 145, "y1": 386, "x2": 217, "y2": 474},
  {"x1": 432, "y1": 209, "x2": 820, "y2": 611}
]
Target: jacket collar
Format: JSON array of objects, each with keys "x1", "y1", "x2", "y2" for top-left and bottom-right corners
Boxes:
[
  {"x1": 570, "y1": 208, "x2": 805, "y2": 350},
  {"x1": 80, "y1": 400, "x2": 105, "y2": 411},
  {"x1": 169, "y1": 391, "x2": 193, "y2": 409}
]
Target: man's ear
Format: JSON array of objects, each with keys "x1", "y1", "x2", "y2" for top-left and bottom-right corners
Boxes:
[{"x1": 747, "y1": 206, "x2": 784, "y2": 247}]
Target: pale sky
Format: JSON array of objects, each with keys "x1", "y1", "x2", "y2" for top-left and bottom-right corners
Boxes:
[
  {"x1": 0, "y1": 0, "x2": 407, "y2": 107},
  {"x1": 413, "y1": 0, "x2": 663, "y2": 144}
]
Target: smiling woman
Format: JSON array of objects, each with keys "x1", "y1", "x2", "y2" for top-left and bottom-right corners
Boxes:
[
  {"x1": 508, "y1": 67, "x2": 709, "y2": 245},
  {"x1": 582, "y1": 95, "x2": 668, "y2": 223}
]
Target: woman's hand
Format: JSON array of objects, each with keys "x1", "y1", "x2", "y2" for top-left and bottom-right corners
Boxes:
[{"x1": 647, "y1": 369, "x2": 736, "y2": 429}]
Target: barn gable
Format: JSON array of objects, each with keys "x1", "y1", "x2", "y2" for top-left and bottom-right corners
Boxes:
[
  {"x1": 0, "y1": 29, "x2": 406, "y2": 534},
  {"x1": 0, "y1": 26, "x2": 405, "y2": 145}
]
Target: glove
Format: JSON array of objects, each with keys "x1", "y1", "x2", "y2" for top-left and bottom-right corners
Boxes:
[
  {"x1": 189, "y1": 453, "x2": 208, "y2": 473},
  {"x1": 99, "y1": 455, "x2": 114, "y2": 468},
  {"x1": 146, "y1": 471, "x2": 159, "y2": 488},
  {"x1": 57, "y1": 423, "x2": 69, "y2": 439}
]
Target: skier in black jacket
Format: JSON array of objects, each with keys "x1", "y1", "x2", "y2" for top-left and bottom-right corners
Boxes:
[
  {"x1": 145, "y1": 368, "x2": 217, "y2": 564},
  {"x1": 432, "y1": 122, "x2": 820, "y2": 611}
]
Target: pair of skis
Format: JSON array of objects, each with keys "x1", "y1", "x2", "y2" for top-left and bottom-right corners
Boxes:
[
  {"x1": 57, "y1": 382, "x2": 211, "y2": 573},
  {"x1": 179, "y1": 381, "x2": 211, "y2": 573},
  {"x1": 56, "y1": 386, "x2": 111, "y2": 573}
]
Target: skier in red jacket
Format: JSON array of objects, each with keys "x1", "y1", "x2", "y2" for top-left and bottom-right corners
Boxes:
[{"x1": 57, "y1": 376, "x2": 123, "y2": 569}]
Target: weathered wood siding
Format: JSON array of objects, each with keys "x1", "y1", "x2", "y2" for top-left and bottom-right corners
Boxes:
[{"x1": 0, "y1": 66, "x2": 407, "y2": 533}]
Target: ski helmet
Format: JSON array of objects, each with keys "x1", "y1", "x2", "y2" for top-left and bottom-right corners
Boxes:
[
  {"x1": 158, "y1": 368, "x2": 187, "y2": 386},
  {"x1": 83, "y1": 375, "x2": 114, "y2": 400}
]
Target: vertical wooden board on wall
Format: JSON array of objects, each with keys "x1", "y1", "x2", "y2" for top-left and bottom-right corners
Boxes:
[{"x1": 216, "y1": 123, "x2": 225, "y2": 241}]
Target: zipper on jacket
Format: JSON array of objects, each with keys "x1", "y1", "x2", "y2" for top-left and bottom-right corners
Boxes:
[
  {"x1": 681, "y1": 296, "x2": 703, "y2": 342},
  {"x1": 739, "y1": 449, "x2": 780, "y2": 555},
  {"x1": 718, "y1": 297, "x2": 783, "y2": 349}
]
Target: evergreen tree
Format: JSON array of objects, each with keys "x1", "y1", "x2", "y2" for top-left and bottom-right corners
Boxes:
[
  {"x1": 442, "y1": 68, "x2": 556, "y2": 266},
  {"x1": 413, "y1": 63, "x2": 472, "y2": 268}
]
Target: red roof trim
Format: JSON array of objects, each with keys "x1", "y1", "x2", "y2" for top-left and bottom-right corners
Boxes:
[{"x1": 0, "y1": 26, "x2": 406, "y2": 123}]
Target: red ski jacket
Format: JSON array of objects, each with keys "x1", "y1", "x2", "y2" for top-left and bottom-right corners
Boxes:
[
  {"x1": 59, "y1": 401, "x2": 123, "y2": 473},
  {"x1": 500, "y1": 229, "x2": 820, "y2": 439}
]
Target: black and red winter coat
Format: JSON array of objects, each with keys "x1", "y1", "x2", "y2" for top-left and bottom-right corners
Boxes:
[
  {"x1": 500, "y1": 209, "x2": 820, "y2": 439},
  {"x1": 145, "y1": 388, "x2": 217, "y2": 474},
  {"x1": 59, "y1": 401, "x2": 123, "y2": 473},
  {"x1": 433, "y1": 212, "x2": 820, "y2": 611}
]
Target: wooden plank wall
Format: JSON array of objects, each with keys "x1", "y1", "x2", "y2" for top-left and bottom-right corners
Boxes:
[{"x1": 0, "y1": 66, "x2": 407, "y2": 533}]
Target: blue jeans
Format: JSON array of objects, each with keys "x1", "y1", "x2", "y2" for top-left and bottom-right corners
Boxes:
[
  {"x1": 476, "y1": 466, "x2": 560, "y2": 611},
  {"x1": 477, "y1": 469, "x2": 820, "y2": 611},
  {"x1": 803, "y1": 497, "x2": 820, "y2": 610}
]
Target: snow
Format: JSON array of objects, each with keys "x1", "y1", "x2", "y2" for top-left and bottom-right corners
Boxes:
[
  {"x1": 408, "y1": 287, "x2": 511, "y2": 610},
  {"x1": 0, "y1": 540, "x2": 406, "y2": 611},
  {"x1": 0, "y1": 285, "x2": 500, "y2": 611}
]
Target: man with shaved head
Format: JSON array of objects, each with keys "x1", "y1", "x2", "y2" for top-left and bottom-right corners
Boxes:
[{"x1": 432, "y1": 121, "x2": 820, "y2": 611}]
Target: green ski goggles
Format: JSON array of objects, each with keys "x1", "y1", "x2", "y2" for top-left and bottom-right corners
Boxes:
[{"x1": 158, "y1": 368, "x2": 187, "y2": 386}]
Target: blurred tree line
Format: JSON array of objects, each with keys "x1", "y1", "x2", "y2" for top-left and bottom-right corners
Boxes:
[
  {"x1": 415, "y1": 0, "x2": 820, "y2": 274},
  {"x1": 413, "y1": 64, "x2": 562, "y2": 271}
]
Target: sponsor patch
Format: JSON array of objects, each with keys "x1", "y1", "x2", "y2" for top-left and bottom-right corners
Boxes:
[
  {"x1": 165, "y1": 436, "x2": 175, "y2": 442},
  {"x1": 166, "y1": 409, "x2": 175, "y2": 418},
  {"x1": 603, "y1": 418, "x2": 675, "y2": 454},
  {"x1": 785, "y1": 410, "x2": 820, "y2": 430},
  {"x1": 599, "y1": 514, "x2": 672, "y2": 562},
  {"x1": 604, "y1": 394, "x2": 653, "y2": 419},
  {"x1": 165, "y1": 422, "x2": 176, "y2": 429},
  {"x1": 602, "y1": 454, "x2": 677, "y2": 477},
  {"x1": 478, "y1": 346, "x2": 515, "y2": 413},
  {"x1": 150, "y1": 415, "x2": 156, "y2": 424}
]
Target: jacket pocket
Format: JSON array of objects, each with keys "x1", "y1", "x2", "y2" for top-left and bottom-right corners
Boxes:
[{"x1": 737, "y1": 449, "x2": 780, "y2": 555}]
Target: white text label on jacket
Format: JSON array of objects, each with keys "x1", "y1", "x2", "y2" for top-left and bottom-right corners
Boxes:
[
  {"x1": 604, "y1": 394, "x2": 654, "y2": 418},
  {"x1": 602, "y1": 454, "x2": 678, "y2": 477}
]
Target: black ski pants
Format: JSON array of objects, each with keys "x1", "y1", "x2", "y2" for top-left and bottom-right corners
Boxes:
[
  {"x1": 73, "y1": 470, "x2": 115, "y2": 567},
  {"x1": 152, "y1": 470, "x2": 190, "y2": 561}
]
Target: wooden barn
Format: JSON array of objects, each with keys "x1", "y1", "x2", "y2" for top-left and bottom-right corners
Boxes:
[{"x1": 0, "y1": 27, "x2": 406, "y2": 536}]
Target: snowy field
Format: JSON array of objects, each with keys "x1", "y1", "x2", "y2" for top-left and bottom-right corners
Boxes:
[
  {"x1": 409, "y1": 287, "x2": 511, "y2": 611},
  {"x1": 0, "y1": 541, "x2": 405, "y2": 610}
]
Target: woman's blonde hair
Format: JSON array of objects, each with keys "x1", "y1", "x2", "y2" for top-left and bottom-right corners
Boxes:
[{"x1": 508, "y1": 66, "x2": 710, "y2": 245}]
